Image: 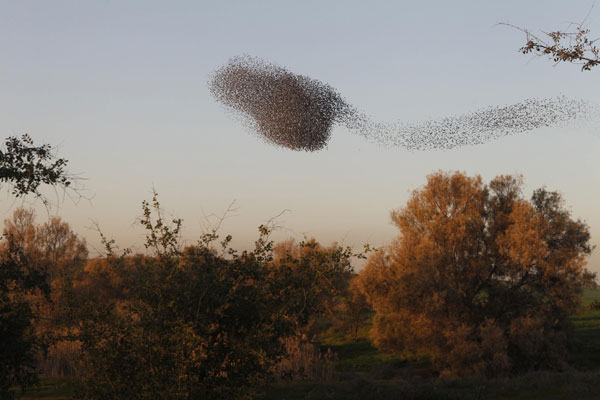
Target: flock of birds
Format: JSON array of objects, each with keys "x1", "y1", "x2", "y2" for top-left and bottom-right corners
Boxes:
[{"x1": 209, "y1": 55, "x2": 594, "y2": 152}]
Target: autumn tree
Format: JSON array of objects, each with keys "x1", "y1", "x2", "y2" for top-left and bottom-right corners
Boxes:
[
  {"x1": 0, "y1": 136, "x2": 73, "y2": 398},
  {"x1": 1, "y1": 209, "x2": 88, "y2": 379},
  {"x1": 3, "y1": 209, "x2": 88, "y2": 281},
  {"x1": 358, "y1": 171, "x2": 594, "y2": 377}
]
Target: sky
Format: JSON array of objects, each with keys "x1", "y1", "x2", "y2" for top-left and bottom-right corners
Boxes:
[{"x1": 0, "y1": 0, "x2": 599, "y2": 272}]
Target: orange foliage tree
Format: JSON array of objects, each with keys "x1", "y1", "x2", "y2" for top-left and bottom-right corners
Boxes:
[
  {"x1": 2, "y1": 209, "x2": 88, "y2": 377},
  {"x1": 358, "y1": 171, "x2": 594, "y2": 377}
]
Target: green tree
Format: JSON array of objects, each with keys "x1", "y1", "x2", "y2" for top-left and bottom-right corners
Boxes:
[
  {"x1": 0, "y1": 135, "x2": 71, "y2": 201},
  {"x1": 358, "y1": 171, "x2": 594, "y2": 377}
]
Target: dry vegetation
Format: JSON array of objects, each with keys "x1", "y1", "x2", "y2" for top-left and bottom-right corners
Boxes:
[{"x1": 2, "y1": 171, "x2": 597, "y2": 400}]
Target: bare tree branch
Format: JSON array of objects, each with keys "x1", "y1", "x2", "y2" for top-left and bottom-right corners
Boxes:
[{"x1": 500, "y1": 7, "x2": 600, "y2": 71}]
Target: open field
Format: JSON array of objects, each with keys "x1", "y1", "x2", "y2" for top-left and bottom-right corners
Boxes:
[{"x1": 14, "y1": 288, "x2": 600, "y2": 400}]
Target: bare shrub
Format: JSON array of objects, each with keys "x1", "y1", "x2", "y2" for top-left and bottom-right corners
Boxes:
[{"x1": 272, "y1": 335, "x2": 337, "y2": 382}]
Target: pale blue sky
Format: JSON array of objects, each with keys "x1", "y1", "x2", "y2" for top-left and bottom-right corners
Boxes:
[{"x1": 1, "y1": 1, "x2": 599, "y2": 271}]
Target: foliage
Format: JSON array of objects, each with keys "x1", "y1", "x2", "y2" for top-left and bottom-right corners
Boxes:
[
  {"x1": 16, "y1": 296, "x2": 600, "y2": 400},
  {"x1": 336, "y1": 276, "x2": 371, "y2": 340},
  {"x1": 358, "y1": 171, "x2": 594, "y2": 377},
  {"x1": 271, "y1": 336, "x2": 337, "y2": 382},
  {"x1": 13, "y1": 288, "x2": 600, "y2": 399},
  {"x1": 0, "y1": 133, "x2": 73, "y2": 399},
  {"x1": 0, "y1": 234, "x2": 50, "y2": 399},
  {"x1": 0, "y1": 135, "x2": 71, "y2": 201},
  {"x1": 2, "y1": 209, "x2": 88, "y2": 377},
  {"x1": 65, "y1": 193, "x2": 365, "y2": 399},
  {"x1": 270, "y1": 238, "x2": 355, "y2": 334},
  {"x1": 3, "y1": 209, "x2": 88, "y2": 283},
  {"x1": 71, "y1": 195, "x2": 294, "y2": 399},
  {"x1": 502, "y1": 13, "x2": 600, "y2": 70}
]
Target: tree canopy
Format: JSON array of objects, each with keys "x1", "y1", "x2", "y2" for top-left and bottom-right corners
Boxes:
[{"x1": 357, "y1": 171, "x2": 594, "y2": 377}]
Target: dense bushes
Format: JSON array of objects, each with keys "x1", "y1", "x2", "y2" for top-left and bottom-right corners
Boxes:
[
  {"x1": 1, "y1": 207, "x2": 88, "y2": 398},
  {"x1": 73, "y1": 249, "x2": 294, "y2": 399},
  {"x1": 1, "y1": 197, "x2": 360, "y2": 398},
  {"x1": 66, "y1": 196, "x2": 357, "y2": 399},
  {"x1": 0, "y1": 237, "x2": 50, "y2": 399}
]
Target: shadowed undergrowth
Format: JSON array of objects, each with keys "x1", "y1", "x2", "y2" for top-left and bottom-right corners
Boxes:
[{"x1": 13, "y1": 288, "x2": 600, "y2": 400}]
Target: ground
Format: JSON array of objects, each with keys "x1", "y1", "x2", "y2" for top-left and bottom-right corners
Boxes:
[{"x1": 12, "y1": 289, "x2": 600, "y2": 400}]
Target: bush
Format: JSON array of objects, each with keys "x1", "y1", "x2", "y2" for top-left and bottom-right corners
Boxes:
[
  {"x1": 74, "y1": 244, "x2": 292, "y2": 399},
  {"x1": 70, "y1": 194, "x2": 356, "y2": 399}
]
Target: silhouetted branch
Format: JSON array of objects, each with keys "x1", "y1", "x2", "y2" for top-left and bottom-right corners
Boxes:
[{"x1": 501, "y1": 6, "x2": 600, "y2": 71}]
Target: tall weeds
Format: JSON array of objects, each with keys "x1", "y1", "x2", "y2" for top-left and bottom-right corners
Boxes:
[{"x1": 272, "y1": 335, "x2": 337, "y2": 382}]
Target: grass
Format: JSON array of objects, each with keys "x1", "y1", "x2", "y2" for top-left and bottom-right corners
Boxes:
[
  {"x1": 317, "y1": 326, "x2": 402, "y2": 372},
  {"x1": 14, "y1": 288, "x2": 600, "y2": 399},
  {"x1": 582, "y1": 287, "x2": 600, "y2": 306},
  {"x1": 569, "y1": 288, "x2": 600, "y2": 369},
  {"x1": 13, "y1": 378, "x2": 74, "y2": 400}
]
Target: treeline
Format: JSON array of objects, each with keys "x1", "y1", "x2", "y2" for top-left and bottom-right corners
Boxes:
[
  {"x1": 1, "y1": 194, "x2": 370, "y2": 399},
  {"x1": 0, "y1": 171, "x2": 595, "y2": 399}
]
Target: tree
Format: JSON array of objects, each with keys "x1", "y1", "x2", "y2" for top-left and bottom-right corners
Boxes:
[
  {"x1": 270, "y1": 238, "x2": 354, "y2": 334},
  {"x1": 1, "y1": 209, "x2": 88, "y2": 384},
  {"x1": 3, "y1": 209, "x2": 88, "y2": 281},
  {"x1": 358, "y1": 171, "x2": 594, "y2": 377},
  {"x1": 337, "y1": 276, "x2": 371, "y2": 340},
  {"x1": 0, "y1": 235, "x2": 50, "y2": 398},
  {"x1": 0, "y1": 136, "x2": 73, "y2": 398}
]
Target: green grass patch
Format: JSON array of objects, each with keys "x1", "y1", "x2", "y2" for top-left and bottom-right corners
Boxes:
[
  {"x1": 569, "y1": 288, "x2": 600, "y2": 369},
  {"x1": 12, "y1": 377, "x2": 75, "y2": 399},
  {"x1": 582, "y1": 288, "x2": 600, "y2": 306},
  {"x1": 317, "y1": 323, "x2": 403, "y2": 372},
  {"x1": 319, "y1": 333, "x2": 402, "y2": 372}
]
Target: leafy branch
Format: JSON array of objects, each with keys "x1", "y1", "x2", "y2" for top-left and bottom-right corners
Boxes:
[{"x1": 501, "y1": 8, "x2": 600, "y2": 71}]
